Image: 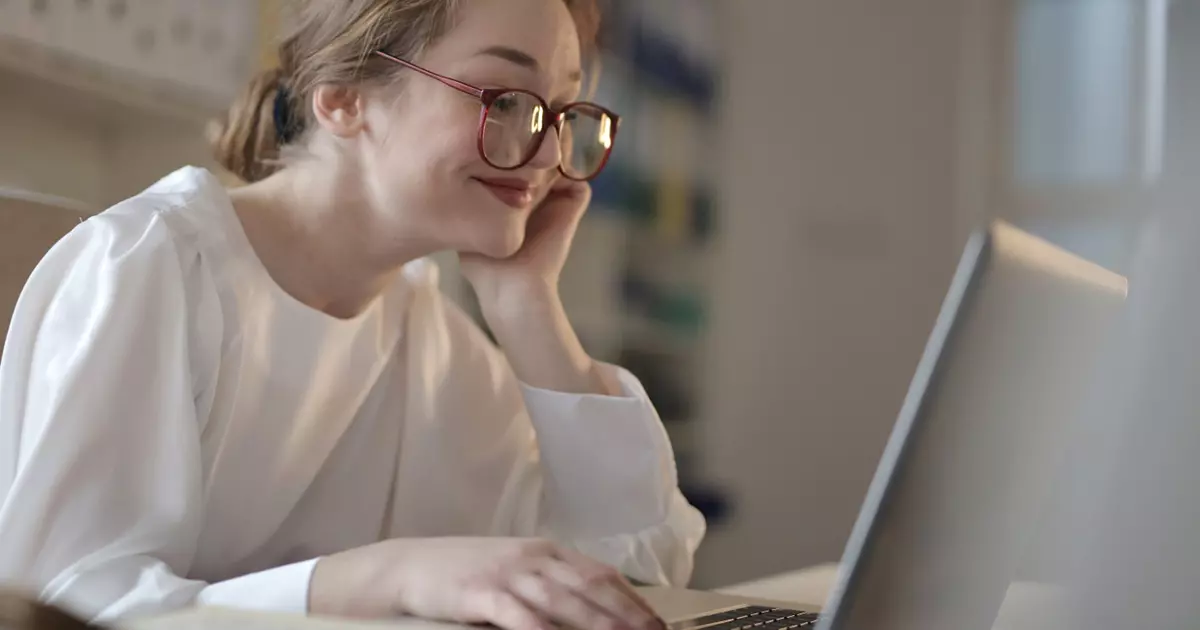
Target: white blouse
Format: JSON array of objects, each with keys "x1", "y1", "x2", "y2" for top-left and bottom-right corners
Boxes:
[{"x1": 0, "y1": 168, "x2": 706, "y2": 622}]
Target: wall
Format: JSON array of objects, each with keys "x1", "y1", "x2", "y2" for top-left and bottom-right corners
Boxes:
[
  {"x1": 0, "y1": 67, "x2": 213, "y2": 209},
  {"x1": 0, "y1": 70, "x2": 109, "y2": 206},
  {"x1": 1166, "y1": 0, "x2": 1199, "y2": 181},
  {"x1": 693, "y1": 0, "x2": 974, "y2": 587}
]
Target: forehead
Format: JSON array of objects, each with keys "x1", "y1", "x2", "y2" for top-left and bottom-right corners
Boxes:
[{"x1": 425, "y1": 0, "x2": 582, "y2": 78}]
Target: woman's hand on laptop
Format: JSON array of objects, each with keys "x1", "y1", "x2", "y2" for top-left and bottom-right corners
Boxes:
[{"x1": 309, "y1": 537, "x2": 667, "y2": 630}]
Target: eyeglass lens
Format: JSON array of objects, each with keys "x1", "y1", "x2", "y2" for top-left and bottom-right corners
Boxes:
[{"x1": 481, "y1": 92, "x2": 614, "y2": 179}]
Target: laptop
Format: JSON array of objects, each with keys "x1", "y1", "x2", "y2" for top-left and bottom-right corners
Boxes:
[{"x1": 661, "y1": 220, "x2": 1128, "y2": 630}]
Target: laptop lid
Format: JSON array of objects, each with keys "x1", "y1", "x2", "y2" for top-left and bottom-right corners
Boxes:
[{"x1": 818, "y1": 221, "x2": 1127, "y2": 630}]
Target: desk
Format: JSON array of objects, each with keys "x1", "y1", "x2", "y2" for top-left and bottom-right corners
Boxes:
[
  {"x1": 126, "y1": 565, "x2": 1062, "y2": 630},
  {"x1": 682, "y1": 565, "x2": 1066, "y2": 630},
  {"x1": 713, "y1": 563, "x2": 839, "y2": 608},
  {"x1": 651, "y1": 566, "x2": 1064, "y2": 630},
  {"x1": 124, "y1": 568, "x2": 825, "y2": 628},
  {"x1": 124, "y1": 567, "x2": 831, "y2": 630}
]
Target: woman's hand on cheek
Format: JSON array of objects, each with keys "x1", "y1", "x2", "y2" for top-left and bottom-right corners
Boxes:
[
  {"x1": 460, "y1": 180, "x2": 616, "y2": 395},
  {"x1": 460, "y1": 180, "x2": 591, "y2": 316}
]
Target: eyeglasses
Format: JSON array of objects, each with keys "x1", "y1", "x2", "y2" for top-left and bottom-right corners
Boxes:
[{"x1": 373, "y1": 50, "x2": 620, "y2": 182}]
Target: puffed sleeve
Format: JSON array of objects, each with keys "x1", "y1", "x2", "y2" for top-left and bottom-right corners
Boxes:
[
  {"x1": 514, "y1": 366, "x2": 708, "y2": 587},
  {"x1": 411, "y1": 284, "x2": 707, "y2": 588},
  {"x1": 0, "y1": 208, "x2": 312, "y2": 621}
]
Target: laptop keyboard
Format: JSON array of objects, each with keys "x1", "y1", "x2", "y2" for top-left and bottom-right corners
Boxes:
[{"x1": 669, "y1": 605, "x2": 821, "y2": 630}]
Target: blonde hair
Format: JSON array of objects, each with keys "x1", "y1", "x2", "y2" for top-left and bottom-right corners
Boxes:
[{"x1": 209, "y1": 0, "x2": 601, "y2": 184}]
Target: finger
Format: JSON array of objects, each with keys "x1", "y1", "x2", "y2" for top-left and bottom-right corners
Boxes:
[
  {"x1": 543, "y1": 181, "x2": 591, "y2": 220},
  {"x1": 537, "y1": 559, "x2": 662, "y2": 630},
  {"x1": 477, "y1": 589, "x2": 557, "y2": 630},
  {"x1": 554, "y1": 549, "x2": 661, "y2": 621},
  {"x1": 523, "y1": 186, "x2": 588, "y2": 250},
  {"x1": 548, "y1": 179, "x2": 591, "y2": 201},
  {"x1": 558, "y1": 182, "x2": 591, "y2": 224},
  {"x1": 509, "y1": 570, "x2": 631, "y2": 630}
]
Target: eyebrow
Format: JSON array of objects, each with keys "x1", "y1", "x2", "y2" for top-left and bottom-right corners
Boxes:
[{"x1": 475, "y1": 45, "x2": 583, "y2": 82}]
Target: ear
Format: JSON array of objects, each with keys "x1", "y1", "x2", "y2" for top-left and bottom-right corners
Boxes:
[{"x1": 311, "y1": 84, "x2": 366, "y2": 138}]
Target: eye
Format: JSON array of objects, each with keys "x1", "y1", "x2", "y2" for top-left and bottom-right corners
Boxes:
[{"x1": 492, "y1": 93, "x2": 521, "y2": 113}]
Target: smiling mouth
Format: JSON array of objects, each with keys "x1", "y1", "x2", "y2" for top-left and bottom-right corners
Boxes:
[{"x1": 473, "y1": 177, "x2": 535, "y2": 209}]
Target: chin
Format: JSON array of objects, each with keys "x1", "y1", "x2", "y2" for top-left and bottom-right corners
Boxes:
[{"x1": 471, "y1": 222, "x2": 526, "y2": 258}]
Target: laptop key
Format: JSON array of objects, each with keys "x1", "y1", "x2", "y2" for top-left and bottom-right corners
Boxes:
[
  {"x1": 714, "y1": 609, "x2": 758, "y2": 621},
  {"x1": 671, "y1": 607, "x2": 760, "y2": 630},
  {"x1": 668, "y1": 607, "x2": 817, "y2": 630}
]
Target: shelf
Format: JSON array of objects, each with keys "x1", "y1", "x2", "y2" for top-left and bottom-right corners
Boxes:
[
  {"x1": 591, "y1": 167, "x2": 718, "y2": 246},
  {"x1": 0, "y1": 0, "x2": 258, "y2": 123},
  {"x1": 621, "y1": 313, "x2": 702, "y2": 355},
  {"x1": 0, "y1": 186, "x2": 94, "y2": 216},
  {"x1": 0, "y1": 37, "x2": 223, "y2": 124},
  {"x1": 600, "y1": 0, "x2": 720, "y2": 111},
  {"x1": 629, "y1": 26, "x2": 717, "y2": 111}
]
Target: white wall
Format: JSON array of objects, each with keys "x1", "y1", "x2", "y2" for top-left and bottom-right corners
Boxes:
[{"x1": 693, "y1": 0, "x2": 978, "y2": 587}]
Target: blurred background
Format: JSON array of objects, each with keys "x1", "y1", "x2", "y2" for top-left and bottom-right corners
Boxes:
[{"x1": 0, "y1": 0, "x2": 1189, "y2": 589}]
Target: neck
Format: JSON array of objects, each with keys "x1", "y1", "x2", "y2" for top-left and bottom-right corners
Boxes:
[{"x1": 228, "y1": 165, "x2": 434, "y2": 319}]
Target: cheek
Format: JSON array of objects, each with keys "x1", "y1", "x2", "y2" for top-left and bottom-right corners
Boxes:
[
  {"x1": 381, "y1": 128, "x2": 480, "y2": 209},
  {"x1": 361, "y1": 93, "x2": 506, "y2": 242},
  {"x1": 382, "y1": 106, "x2": 485, "y2": 176},
  {"x1": 365, "y1": 117, "x2": 476, "y2": 202}
]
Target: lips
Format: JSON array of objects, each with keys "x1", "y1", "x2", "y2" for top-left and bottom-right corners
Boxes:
[{"x1": 474, "y1": 177, "x2": 535, "y2": 209}]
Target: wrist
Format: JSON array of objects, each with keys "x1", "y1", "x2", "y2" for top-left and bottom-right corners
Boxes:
[
  {"x1": 477, "y1": 277, "x2": 561, "y2": 332},
  {"x1": 309, "y1": 544, "x2": 408, "y2": 618},
  {"x1": 475, "y1": 283, "x2": 611, "y2": 394}
]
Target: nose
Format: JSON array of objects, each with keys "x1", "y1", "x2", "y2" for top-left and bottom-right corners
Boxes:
[{"x1": 525, "y1": 122, "x2": 563, "y2": 171}]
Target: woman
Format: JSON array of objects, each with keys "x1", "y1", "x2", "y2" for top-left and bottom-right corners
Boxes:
[{"x1": 0, "y1": 0, "x2": 706, "y2": 627}]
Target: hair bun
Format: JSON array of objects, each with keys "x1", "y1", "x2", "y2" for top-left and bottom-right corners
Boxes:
[{"x1": 207, "y1": 67, "x2": 287, "y2": 184}]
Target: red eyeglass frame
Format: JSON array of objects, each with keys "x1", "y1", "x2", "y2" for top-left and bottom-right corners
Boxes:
[{"x1": 373, "y1": 50, "x2": 620, "y2": 181}]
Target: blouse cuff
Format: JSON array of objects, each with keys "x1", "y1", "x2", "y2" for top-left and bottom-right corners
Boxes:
[
  {"x1": 519, "y1": 364, "x2": 677, "y2": 538},
  {"x1": 195, "y1": 557, "x2": 318, "y2": 614}
]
